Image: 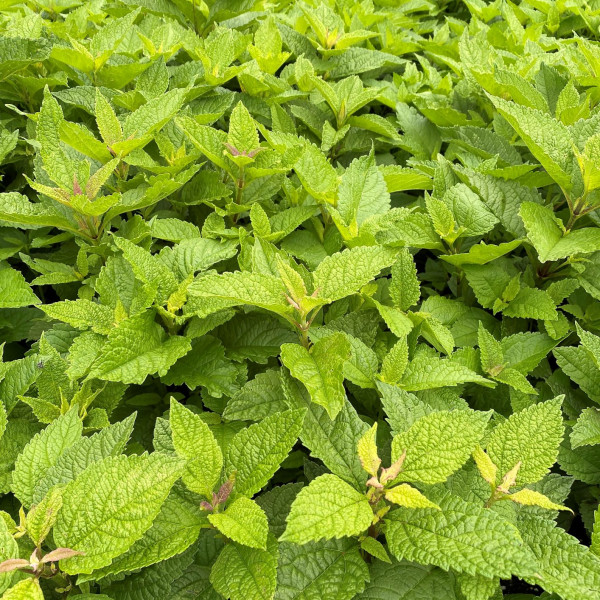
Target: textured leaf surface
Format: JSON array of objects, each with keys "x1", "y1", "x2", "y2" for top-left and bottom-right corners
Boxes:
[
  {"x1": 209, "y1": 497, "x2": 268, "y2": 549},
  {"x1": 170, "y1": 399, "x2": 222, "y2": 498},
  {"x1": 280, "y1": 334, "x2": 350, "y2": 419},
  {"x1": 276, "y1": 539, "x2": 369, "y2": 600},
  {"x1": 281, "y1": 474, "x2": 373, "y2": 544},
  {"x1": 385, "y1": 494, "x2": 537, "y2": 578},
  {"x1": 12, "y1": 408, "x2": 82, "y2": 508},
  {"x1": 487, "y1": 397, "x2": 564, "y2": 484},
  {"x1": 226, "y1": 409, "x2": 305, "y2": 497},
  {"x1": 54, "y1": 453, "x2": 184, "y2": 574},
  {"x1": 210, "y1": 535, "x2": 278, "y2": 600},
  {"x1": 391, "y1": 410, "x2": 490, "y2": 484}
]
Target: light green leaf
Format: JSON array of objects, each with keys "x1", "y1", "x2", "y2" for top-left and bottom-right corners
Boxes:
[
  {"x1": 390, "y1": 249, "x2": 420, "y2": 311},
  {"x1": 32, "y1": 414, "x2": 135, "y2": 504},
  {"x1": 210, "y1": 535, "x2": 278, "y2": 600},
  {"x1": 226, "y1": 409, "x2": 305, "y2": 497},
  {"x1": 571, "y1": 408, "x2": 600, "y2": 449},
  {"x1": 1, "y1": 579, "x2": 44, "y2": 600},
  {"x1": 487, "y1": 397, "x2": 564, "y2": 485},
  {"x1": 53, "y1": 453, "x2": 184, "y2": 574},
  {"x1": 88, "y1": 310, "x2": 191, "y2": 385},
  {"x1": 188, "y1": 271, "x2": 291, "y2": 318},
  {"x1": 294, "y1": 143, "x2": 338, "y2": 204},
  {"x1": 280, "y1": 334, "x2": 351, "y2": 419},
  {"x1": 228, "y1": 101, "x2": 259, "y2": 153},
  {"x1": 209, "y1": 497, "x2": 268, "y2": 549},
  {"x1": 488, "y1": 95, "x2": 575, "y2": 190},
  {"x1": 337, "y1": 152, "x2": 390, "y2": 227},
  {"x1": 170, "y1": 399, "x2": 222, "y2": 498},
  {"x1": 385, "y1": 494, "x2": 537, "y2": 579},
  {"x1": 41, "y1": 299, "x2": 114, "y2": 334},
  {"x1": 12, "y1": 407, "x2": 82, "y2": 508},
  {"x1": 314, "y1": 246, "x2": 397, "y2": 303},
  {"x1": 82, "y1": 484, "x2": 205, "y2": 582},
  {"x1": 0, "y1": 266, "x2": 39, "y2": 308},
  {"x1": 400, "y1": 355, "x2": 493, "y2": 391},
  {"x1": 391, "y1": 410, "x2": 490, "y2": 484},
  {"x1": 384, "y1": 484, "x2": 440, "y2": 510},
  {"x1": 26, "y1": 485, "x2": 64, "y2": 546},
  {"x1": 280, "y1": 474, "x2": 373, "y2": 544},
  {"x1": 520, "y1": 202, "x2": 600, "y2": 262}
]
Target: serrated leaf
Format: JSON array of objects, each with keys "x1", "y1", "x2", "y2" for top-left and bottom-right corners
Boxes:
[
  {"x1": 210, "y1": 535, "x2": 278, "y2": 600},
  {"x1": 12, "y1": 407, "x2": 82, "y2": 508},
  {"x1": 385, "y1": 484, "x2": 440, "y2": 510},
  {"x1": 280, "y1": 474, "x2": 373, "y2": 544},
  {"x1": 170, "y1": 399, "x2": 222, "y2": 498},
  {"x1": 313, "y1": 246, "x2": 397, "y2": 303},
  {"x1": 88, "y1": 311, "x2": 191, "y2": 384},
  {"x1": 280, "y1": 334, "x2": 350, "y2": 419},
  {"x1": 1, "y1": 579, "x2": 43, "y2": 600},
  {"x1": 226, "y1": 409, "x2": 305, "y2": 497},
  {"x1": 0, "y1": 266, "x2": 39, "y2": 308},
  {"x1": 53, "y1": 453, "x2": 184, "y2": 574},
  {"x1": 209, "y1": 497, "x2": 268, "y2": 549},
  {"x1": 385, "y1": 494, "x2": 537, "y2": 579},
  {"x1": 277, "y1": 538, "x2": 369, "y2": 599},
  {"x1": 391, "y1": 410, "x2": 490, "y2": 484},
  {"x1": 487, "y1": 397, "x2": 564, "y2": 485},
  {"x1": 520, "y1": 202, "x2": 600, "y2": 262}
]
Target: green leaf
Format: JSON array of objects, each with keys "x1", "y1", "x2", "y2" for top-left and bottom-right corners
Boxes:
[
  {"x1": 487, "y1": 397, "x2": 564, "y2": 485},
  {"x1": 357, "y1": 561, "x2": 455, "y2": 600},
  {"x1": 0, "y1": 265, "x2": 39, "y2": 308},
  {"x1": 488, "y1": 95, "x2": 575, "y2": 190},
  {"x1": 210, "y1": 535, "x2": 278, "y2": 600},
  {"x1": 280, "y1": 334, "x2": 351, "y2": 419},
  {"x1": 280, "y1": 474, "x2": 373, "y2": 544},
  {"x1": 88, "y1": 311, "x2": 191, "y2": 384},
  {"x1": 294, "y1": 142, "x2": 338, "y2": 204},
  {"x1": 337, "y1": 152, "x2": 391, "y2": 227},
  {"x1": 520, "y1": 202, "x2": 600, "y2": 262},
  {"x1": 571, "y1": 408, "x2": 600, "y2": 449},
  {"x1": 283, "y1": 369, "x2": 369, "y2": 489},
  {"x1": 32, "y1": 414, "x2": 135, "y2": 504},
  {"x1": 384, "y1": 484, "x2": 440, "y2": 510},
  {"x1": 313, "y1": 246, "x2": 397, "y2": 303},
  {"x1": 188, "y1": 271, "x2": 291, "y2": 318},
  {"x1": 277, "y1": 539, "x2": 369, "y2": 599},
  {"x1": 38, "y1": 87, "x2": 78, "y2": 189},
  {"x1": 53, "y1": 453, "x2": 184, "y2": 574},
  {"x1": 400, "y1": 355, "x2": 493, "y2": 391},
  {"x1": 83, "y1": 484, "x2": 205, "y2": 582},
  {"x1": 209, "y1": 497, "x2": 268, "y2": 549},
  {"x1": 0, "y1": 516, "x2": 18, "y2": 595},
  {"x1": 1, "y1": 579, "x2": 44, "y2": 600},
  {"x1": 390, "y1": 410, "x2": 490, "y2": 484},
  {"x1": 226, "y1": 409, "x2": 305, "y2": 497},
  {"x1": 12, "y1": 407, "x2": 82, "y2": 508},
  {"x1": 390, "y1": 249, "x2": 420, "y2": 311},
  {"x1": 518, "y1": 514, "x2": 600, "y2": 599},
  {"x1": 26, "y1": 485, "x2": 64, "y2": 546},
  {"x1": 170, "y1": 399, "x2": 222, "y2": 498},
  {"x1": 41, "y1": 299, "x2": 114, "y2": 334},
  {"x1": 385, "y1": 494, "x2": 537, "y2": 579},
  {"x1": 228, "y1": 101, "x2": 259, "y2": 154}
]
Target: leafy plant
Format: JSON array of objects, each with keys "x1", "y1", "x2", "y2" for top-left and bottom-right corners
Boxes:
[{"x1": 1, "y1": 0, "x2": 600, "y2": 599}]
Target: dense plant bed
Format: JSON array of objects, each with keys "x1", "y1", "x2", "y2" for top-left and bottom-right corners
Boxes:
[{"x1": 1, "y1": 0, "x2": 600, "y2": 599}]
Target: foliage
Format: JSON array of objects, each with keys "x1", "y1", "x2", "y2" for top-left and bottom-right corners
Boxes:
[{"x1": 1, "y1": 0, "x2": 600, "y2": 599}]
